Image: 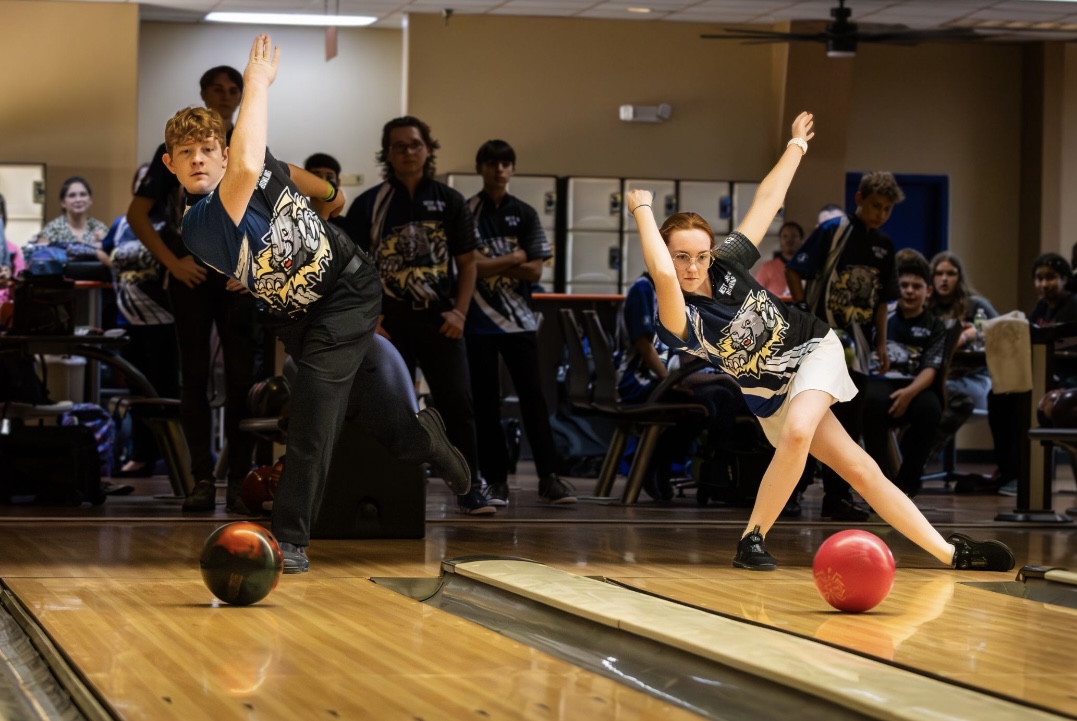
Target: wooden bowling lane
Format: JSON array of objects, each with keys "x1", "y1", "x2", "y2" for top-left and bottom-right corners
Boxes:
[
  {"x1": 456, "y1": 560, "x2": 1071, "y2": 721},
  {"x1": 613, "y1": 569, "x2": 1077, "y2": 719},
  {"x1": 2, "y1": 575, "x2": 708, "y2": 721}
]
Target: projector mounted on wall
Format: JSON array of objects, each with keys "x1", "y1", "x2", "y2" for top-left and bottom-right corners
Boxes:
[{"x1": 619, "y1": 104, "x2": 672, "y2": 123}]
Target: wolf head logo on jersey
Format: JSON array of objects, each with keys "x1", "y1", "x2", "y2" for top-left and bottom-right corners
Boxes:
[
  {"x1": 376, "y1": 221, "x2": 449, "y2": 304},
  {"x1": 250, "y1": 189, "x2": 332, "y2": 312},
  {"x1": 828, "y1": 265, "x2": 879, "y2": 326},
  {"x1": 716, "y1": 290, "x2": 788, "y2": 377}
]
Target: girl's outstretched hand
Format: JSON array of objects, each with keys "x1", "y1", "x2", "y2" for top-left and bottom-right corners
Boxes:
[
  {"x1": 792, "y1": 111, "x2": 815, "y2": 142},
  {"x1": 626, "y1": 189, "x2": 654, "y2": 215}
]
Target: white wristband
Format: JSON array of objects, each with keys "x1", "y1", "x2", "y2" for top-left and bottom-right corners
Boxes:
[{"x1": 787, "y1": 137, "x2": 808, "y2": 155}]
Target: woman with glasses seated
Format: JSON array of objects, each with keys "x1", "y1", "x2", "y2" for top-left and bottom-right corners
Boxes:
[{"x1": 626, "y1": 111, "x2": 1015, "y2": 574}]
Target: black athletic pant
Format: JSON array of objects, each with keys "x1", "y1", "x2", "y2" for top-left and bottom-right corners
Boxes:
[
  {"x1": 466, "y1": 331, "x2": 558, "y2": 483},
  {"x1": 381, "y1": 299, "x2": 480, "y2": 485},
  {"x1": 168, "y1": 269, "x2": 256, "y2": 483},
  {"x1": 122, "y1": 323, "x2": 180, "y2": 465},
  {"x1": 861, "y1": 378, "x2": 943, "y2": 497}
]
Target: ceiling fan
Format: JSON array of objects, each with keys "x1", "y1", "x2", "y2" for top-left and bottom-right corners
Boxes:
[{"x1": 700, "y1": 0, "x2": 981, "y2": 58}]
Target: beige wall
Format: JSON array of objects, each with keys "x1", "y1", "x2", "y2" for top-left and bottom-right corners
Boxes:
[
  {"x1": 845, "y1": 42, "x2": 1024, "y2": 316},
  {"x1": 0, "y1": 1, "x2": 138, "y2": 229},
  {"x1": 406, "y1": 14, "x2": 778, "y2": 181},
  {"x1": 136, "y1": 23, "x2": 402, "y2": 199}
]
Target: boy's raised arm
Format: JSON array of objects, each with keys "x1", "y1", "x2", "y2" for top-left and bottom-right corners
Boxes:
[{"x1": 219, "y1": 34, "x2": 279, "y2": 225}]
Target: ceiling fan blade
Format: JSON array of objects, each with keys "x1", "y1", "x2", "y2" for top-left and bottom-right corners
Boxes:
[
  {"x1": 701, "y1": 31, "x2": 828, "y2": 42},
  {"x1": 856, "y1": 27, "x2": 983, "y2": 44}
]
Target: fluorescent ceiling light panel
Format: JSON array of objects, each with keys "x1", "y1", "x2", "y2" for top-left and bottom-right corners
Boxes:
[{"x1": 204, "y1": 12, "x2": 377, "y2": 26}]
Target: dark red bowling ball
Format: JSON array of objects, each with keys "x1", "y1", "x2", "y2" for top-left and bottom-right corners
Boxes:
[
  {"x1": 1049, "y1": 387, "x2": 1077, "y2": 428},
  {"x1": 239, "y1": 466, "x2": 275, "y2": 514},
  {"x1": 200, "y1": 521, "x2": 283, "y2": 606},
  {"x1": 812, "y1": 530, "x2": 895, "y2": 613}
]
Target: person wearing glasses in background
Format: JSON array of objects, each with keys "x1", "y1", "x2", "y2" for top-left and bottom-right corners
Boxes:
[{"x1": 342, "y1": 117, "x2": 490, "y2": 515}]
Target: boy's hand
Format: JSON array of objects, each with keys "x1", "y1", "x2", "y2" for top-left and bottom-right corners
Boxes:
[
  {"x1": 244, "y1": 34, "x2": 279, "y2": 88},
  {"x1": 626, "y1": 189, "x2": 653, "y2": 215},
  {"x1": 791, "y1": 111, "x2": 815, "y2": 142},
  {"x1": 875, "y1": 341, "x2": 890, "y2": 375},
  {"x1": 888, "y1": 385, "x2": 916, "y2": 418}
]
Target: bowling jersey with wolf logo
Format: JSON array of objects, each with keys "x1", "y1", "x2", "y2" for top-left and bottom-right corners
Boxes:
[
  {"x1": 466, "y1": 192, "x2": 552, "y2": 334},
  {"x1": 786, "y1": 214, "x2": 899, "y2": 331},
  {"x1": 655, "y1": 231, "x2": 832, "y2": 417},
  {"x1": 181, "y1": 149, "x2": 356, "y2": 318},
  {"x1": 883, "y1": 310, "x2": 946, "y2": 378},
  {"x1": 345, "y1": 176, "x2": 478, "y2": 310}
]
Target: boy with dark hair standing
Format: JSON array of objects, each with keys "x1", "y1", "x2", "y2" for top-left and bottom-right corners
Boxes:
[
  {"x1": 861, "y1": 255, "x2": 947, "y2": 498},
  {"x1": 126, "y1": 63, "x2": 258, "y2": 512},
  {"x1": 465, "y1": 139, "x2": 575, "y2": 505},
  {"x1": 342, "y1": 117, "x2": 491, "y2": 514},
  {"x1": 786, "y1": 171, "x2": 902, "y2": 520},
  {"x1": 164, "y1": 35, "x2": 471, "y2": 572}
]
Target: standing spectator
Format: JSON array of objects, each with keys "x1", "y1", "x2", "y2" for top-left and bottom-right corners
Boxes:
[
  {"x1": 786, "y1": 172, "x2": 903, "y2": 521},
  {"x1": 754, "y1": 221, "x2": 804, "y2": 299},
  {"x1": 464, "y1": 139, "x2": 575, "y2": 506},
  {"x1": 103, "y1": 164, "x2": 179, "y2": 477},
  {"x1": 343, "y1": 116, "x2": 490, "y2": 515},
  {"x1": 125, "y1": 64, "x2": 259, "y2": 512},
  {"x1": 304, "y1": 153, "x2": 341, "y2": 187},
  {"x1": 36, "y1": 177, "x2": 109, "y2": 263}
]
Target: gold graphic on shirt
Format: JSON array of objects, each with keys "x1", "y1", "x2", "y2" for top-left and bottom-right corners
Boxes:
[
  {"x1": 827, "y1": 265, "x2": 879, "y2": 326},
  {"x1": 251, "y1": 189, "x2": 332, "y2": 312},
  {"x1": 715, "y1": 290, "x2": 788, "y2": 378},
  {"x1": 375, "y1": 221, "x2": 448, "y2": 304}
]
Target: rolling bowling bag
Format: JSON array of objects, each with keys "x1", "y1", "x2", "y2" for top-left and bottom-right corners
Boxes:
[
  {"x1": 311, "y1": 418, "x2": 426, "y2": 540},
  {"x1": 0, "y1": 421, "x2": 106, "y2": 505}
]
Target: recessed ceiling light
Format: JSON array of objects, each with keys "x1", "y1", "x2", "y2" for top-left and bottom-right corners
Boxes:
[
  {"x1": 204, "y1": 12, "x2": 377, "y2": 27},
  {"x1": 627, "y1": 7, "x2": 653, "y2": 13}
]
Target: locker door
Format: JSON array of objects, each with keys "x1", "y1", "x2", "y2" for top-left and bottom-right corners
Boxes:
[
  {"x1": 445, "y1": 173, "x2": 483, "y2": 199},
  {"x1": 508, "y1": 175, "x2": 557, "y2": 230},
  {"x1": 509, "y1": 175, "x2": 558, "y2": 287},
  {"x1": 732, "y1": 181, "x2": 785, "y2": 236},
  {"x1": 565, "y1": 231, "x2": 621, "y2": 294},
  {"x1": 567, "y1": 178, "x2": 622, "y2": 231},
  {"x1": 678, "y1": 180, "x2": 732, "y2": 236},
  {"x1": 622, "y1": 179, "x2": 676, "y2": 222},
  {"x1": 622, "y1": 232, "x2": 647, "y2": 287}
]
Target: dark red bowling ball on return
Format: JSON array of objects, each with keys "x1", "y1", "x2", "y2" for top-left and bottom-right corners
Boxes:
[
  {"x1": 239, "y1": 465, "x2": 275, "y2": 514},
  {"x1": 812, "y1": 530, "x2": 895, "y2": 613},
  {"x1": 200, "y1": 521, "x2": 283, "y2": 606}
]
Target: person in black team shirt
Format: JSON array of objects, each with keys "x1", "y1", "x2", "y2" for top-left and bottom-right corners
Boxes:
[
  {"x1": 626, "y1": 111, "x2": 1014, "y2": 573},
  {"x1": 164, "y1": 35, "x2": 471, "y2": 573},
  {"x1": 862, "y1": 255, "x2": 946, "y2": 498},
  {"x1": 343, "y1": 117, "x2": 491, "y2": 515},
  {"x1": 465, "y1": 140, "x2": 575, "y2": 506},
  {"x1": 127, "y1": 63, "x2": 259, "y2": 513},
  {"x1": 785, "y1": 171, "x2": 903, "y2": 522}
]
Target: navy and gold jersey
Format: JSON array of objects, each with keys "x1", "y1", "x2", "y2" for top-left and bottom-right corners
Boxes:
[
  {"x1": 181, "y1": 149, "x2": 356, "y2": 318},
  {"x1": 466, "y1": 191, "x2": 551, "y2": 334},
  {"x1": 787, "y1": 214, "x2": 899, "y2": 330},
  {"x1": 883, "y1": 310, "x2": 946, "y2": 378},
  {"x1": 344, "y1": 176, "x2": 478, "y2": 310},
  {"x1": 656, "y1": 232, "x2": 832, "y2": 418}
]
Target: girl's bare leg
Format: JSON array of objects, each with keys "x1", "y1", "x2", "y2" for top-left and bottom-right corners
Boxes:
[
  {"x1": 808, "y1": 409, "x2": 955, "y2": 565},
  {"x1": 744, "y1": 390, "x2": 833, "y2": 538}
]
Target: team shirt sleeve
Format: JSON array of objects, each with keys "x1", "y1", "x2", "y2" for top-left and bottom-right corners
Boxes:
[
  {"x1": 520, "y1": 204, "x2": 552, "y2": 261},
  {"x1": 714, "y1": 230, "x2": 760, "y2": 271},
  {"x1": 446, "y1": 191, "x2": 480, "y2": 256},
  {"x1": 921, "y1": 316, "x2": 948, "y2": 372},
  {"x1": 623, "y1": 282, "x2": 657, "y2": 343}
]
